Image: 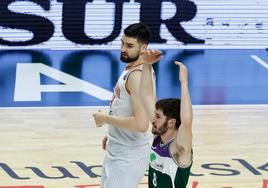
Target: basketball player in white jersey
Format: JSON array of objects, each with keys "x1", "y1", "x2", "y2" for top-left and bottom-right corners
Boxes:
[
  {"x1": 93, "y1": 23, "x2": 162, "y2": 188},
  {"x1": 139, "y1": 61, "x2": 193, "y2": 188}
]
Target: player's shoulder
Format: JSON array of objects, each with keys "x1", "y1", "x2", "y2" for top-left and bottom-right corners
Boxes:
[
  {"x1": 126, "y1": 67, "x2": 142, "y2": 82},
  {"x1": 125, "y1": 69, "x2": 142, "y2": 95}
]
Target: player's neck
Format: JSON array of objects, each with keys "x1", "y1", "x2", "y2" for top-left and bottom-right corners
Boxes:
[
  {"x1": 127, "y1": 57, "x2": 143, "y2": 68},
  {"x1": 160, "y1": 130, "x2": 177, "y2": 144}
]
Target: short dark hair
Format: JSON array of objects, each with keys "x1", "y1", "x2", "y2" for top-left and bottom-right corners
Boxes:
[
  {"x1": 155, "y1": 98, "x2": 181, "y2": 129},
  {"x1": 124, "y1": 22, "x2": 151, "y2": 44}
]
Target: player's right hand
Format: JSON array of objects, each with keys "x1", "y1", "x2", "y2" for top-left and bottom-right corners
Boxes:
[
  {"x1": 142, "y1": 49, "x2": 162, "y2": 65},
  {"x1": 93, "y1": 109, "x2": 107, "y2": 127}
]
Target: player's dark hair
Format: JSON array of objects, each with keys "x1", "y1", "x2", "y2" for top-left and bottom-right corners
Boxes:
[
  {"x1": 155, "y1": 98, "x2": 181, "y2": 129},
  {"x1": 124, "y1": 23, "x2": 151, "y2": 44}
]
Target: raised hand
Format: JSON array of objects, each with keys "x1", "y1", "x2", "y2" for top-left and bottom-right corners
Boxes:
[
  {"x1": 174, "y1": 61, "x2": 188, "y2": 83},
  {"x1": 142, "y1": 49, "x2": 162, "y2": 65}
]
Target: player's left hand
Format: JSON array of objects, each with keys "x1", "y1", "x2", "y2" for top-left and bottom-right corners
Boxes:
[
  {"x1": 142, "y1": 49, "x2": 162, "y2": 65},
  {"x1": 93, "y1": 110, "x2": 107, "y2": 127}
]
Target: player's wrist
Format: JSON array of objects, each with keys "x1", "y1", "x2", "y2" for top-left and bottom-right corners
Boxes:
[{"x1": 180, "y1": 79, "x2": 188, "y2": 85}]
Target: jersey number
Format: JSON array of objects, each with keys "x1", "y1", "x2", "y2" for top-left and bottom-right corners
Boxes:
[{"x1": 153, "y1": 172, "x2": 157, "y2": 187}]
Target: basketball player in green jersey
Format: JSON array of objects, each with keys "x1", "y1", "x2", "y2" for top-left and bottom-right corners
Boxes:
[{"x1": 139, "y1": 58, "x2": 193, "y2": 188}]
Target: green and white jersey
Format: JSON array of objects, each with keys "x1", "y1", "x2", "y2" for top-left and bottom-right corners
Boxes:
[{"x1": 149, "y1": 136, "x2": 192, "y2": 188}]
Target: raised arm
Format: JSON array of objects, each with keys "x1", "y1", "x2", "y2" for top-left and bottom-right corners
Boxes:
[
  {"x1": 139, "y1": 49, "x2": 162, "y2": 122},
  {"x1": 93, "y1": 49, "x2": 162, "y2": 132},
  {"x1": 139, "y1": 64, "x2": 156, "y2": 122},
  {"x1": 174, "y1": 61, "x2": 193, "y2": 166}
]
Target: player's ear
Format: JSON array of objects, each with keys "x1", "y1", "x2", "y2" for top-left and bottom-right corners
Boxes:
[
  {"x1": 168, "y1": 118, "x2": 176, "y2": 128},
  {"x1": 140, "y1": 44, "x2": 148, "y2": 54}
]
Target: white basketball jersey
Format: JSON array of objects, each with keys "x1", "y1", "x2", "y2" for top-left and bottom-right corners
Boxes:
[{"x1": 107, "y1": 64, "x2": 155, "y2": 146}]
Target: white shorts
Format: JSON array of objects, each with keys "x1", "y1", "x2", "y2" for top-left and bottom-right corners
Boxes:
[{"x1": 101, "y1": 141, "x2": 150, "y2": 188}]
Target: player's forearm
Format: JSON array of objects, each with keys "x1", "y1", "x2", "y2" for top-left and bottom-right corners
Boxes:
[
  {"x1": 140, "y1": 64, "x2": 154, "y2": 98},
  {"x1": 105, "y1": 115, "x2": 148, "y2": 132},
  {"x1": 140, "y1": 64, "x2": 155, "y2": 121},
  {"x1": 180, "y1": 81, "x2": 193, "y2": 126}
]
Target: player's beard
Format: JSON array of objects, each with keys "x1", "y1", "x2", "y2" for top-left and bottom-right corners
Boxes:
[
  {"x1": 152, "y1": 120, "x2": 169, "y2": 135},
  {"x1": 120, "y1": 52, "x2": 139, "y2": 63}
]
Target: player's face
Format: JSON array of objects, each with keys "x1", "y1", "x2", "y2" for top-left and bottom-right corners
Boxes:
[
  {"x1": 120, "y1": 35, "x2": 142, "y2": 63},
  {"x1": 152, "y1": 109, "x2": 169, "y2": 135}
]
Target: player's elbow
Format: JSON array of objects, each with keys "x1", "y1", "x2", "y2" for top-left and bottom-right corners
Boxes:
[
  {"x1": 137, "y1": 122, "x2": 149, "y2": 132},
  {"x1": 140, "y1": 125, "x2": 149, "y2": 132}
]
